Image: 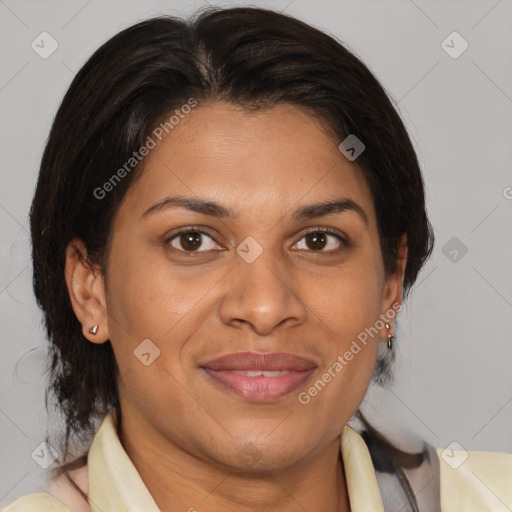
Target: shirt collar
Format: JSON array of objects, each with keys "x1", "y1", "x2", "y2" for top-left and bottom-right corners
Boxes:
[{"x1": 87, "y1": 410, "x2": 385, "y2": 512}]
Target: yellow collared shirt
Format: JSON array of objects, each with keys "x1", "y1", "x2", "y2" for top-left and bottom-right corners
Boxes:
[{"x1": 3, "y1": 411, "x2": 511, "y2": 511}]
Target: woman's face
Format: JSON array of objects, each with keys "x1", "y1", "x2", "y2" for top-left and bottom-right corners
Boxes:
[{"x1": 89, "y1": 102, "x2": 404, "y2": 471}]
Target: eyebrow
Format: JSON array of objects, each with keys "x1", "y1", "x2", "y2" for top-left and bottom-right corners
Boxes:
[
  {"x1": 142, "y1": 195, "x2": 236, "y2": 219},
  {"x1": 291, "y1": 198, "x2": 368, "y2": 224},
  {"x1": 141, "y1": 195, "x2": 368, "y2": 225}
]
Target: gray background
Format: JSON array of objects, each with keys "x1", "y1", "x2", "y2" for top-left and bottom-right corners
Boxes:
[{"x1": 1, "y1": 0, "x2": 511, "y2": 505}]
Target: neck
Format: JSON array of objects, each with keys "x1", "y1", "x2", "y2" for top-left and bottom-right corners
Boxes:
[{"x1": 118, "y1": 409, "x2": 351, "y2": 512}]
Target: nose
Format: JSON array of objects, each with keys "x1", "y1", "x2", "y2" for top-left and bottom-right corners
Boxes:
[{"x1": 219, "y1": 248, "x2": 307, "y2": 336}]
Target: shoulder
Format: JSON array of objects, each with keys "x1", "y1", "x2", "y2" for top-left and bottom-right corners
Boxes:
[
  {"x1": 438, "y1": 447, "x2": 512, "y2": 511},
  {"x1": 2, "y1": 465, "x2": 89, "y2": 512},
  {"x1": 1, "y1": 492, "x2": 70, "y2": 512}
]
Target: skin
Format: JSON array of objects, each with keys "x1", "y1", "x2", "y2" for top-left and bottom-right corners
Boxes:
[{"x1": 65, "y1": 102, "x2": 407, "y2": 512}]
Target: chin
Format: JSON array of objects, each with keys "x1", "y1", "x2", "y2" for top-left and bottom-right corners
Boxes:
[{"x1": 211, "y1": 435, "x2": 311, "y2": 474}]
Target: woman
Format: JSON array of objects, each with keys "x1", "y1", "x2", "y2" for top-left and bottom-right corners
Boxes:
[{"x1": 3, "y1": 6, "x2": 511, "y2": 512}]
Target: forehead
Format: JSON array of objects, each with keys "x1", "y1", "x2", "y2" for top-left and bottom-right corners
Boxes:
[{"x1": 117, "y1": 102, "x2": 376, "y2": 224}]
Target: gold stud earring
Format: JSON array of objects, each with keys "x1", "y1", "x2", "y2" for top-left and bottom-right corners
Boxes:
[
  {"x1": 385, "y1": 323, "x2": 394, "y2": 350},
  {"x1": 88, "y1": 325, "x2": 99, "y2": 335}
]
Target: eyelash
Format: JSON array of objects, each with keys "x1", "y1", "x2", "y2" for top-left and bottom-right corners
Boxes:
[{"x1": 164, "y1": 226, "x2": 349, "y2": 256}]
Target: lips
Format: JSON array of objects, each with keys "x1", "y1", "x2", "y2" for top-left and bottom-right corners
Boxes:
[
  {"x1": 201, "y1": 351, "x2": 318, "y2": 371},
  {"x1": 200, "y1": 351, "x2": 317, "y2": 401}
]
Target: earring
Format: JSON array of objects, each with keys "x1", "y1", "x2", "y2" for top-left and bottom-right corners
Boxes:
[
  {"x1": 385, "y1": 323, "x2": 394, "y2": 351},
  {"x1": 88, "y1": 325, "x2": 99, "y2": 335}
]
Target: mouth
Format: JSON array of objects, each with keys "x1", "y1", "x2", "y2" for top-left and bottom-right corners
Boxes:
[{"x1": 199, "y1": 351, "x2": 318, "y2": 402}]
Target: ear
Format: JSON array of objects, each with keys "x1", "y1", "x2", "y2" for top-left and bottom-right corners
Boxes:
[
  {"x1": 64, "y1": 238, "x2": 110, "y2": 344},
  {"x1": 379, "y1": 234, "x2": 407, "y2": 339}
]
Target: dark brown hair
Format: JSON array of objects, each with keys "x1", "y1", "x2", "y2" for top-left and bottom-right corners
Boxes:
[{"x1": 30, "y1": 5, "x2": 434, "y2": 503}]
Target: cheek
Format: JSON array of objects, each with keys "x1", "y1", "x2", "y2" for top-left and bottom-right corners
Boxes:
[
  {"x1": 293, "y1": 254, "x2": 384, "y2": 403},
  {"x1": 308, "y1": 255, "x2": 385, "y2": 341},
  {"x1": 105, "y1": 246, "x2": 225, "y2": 383},
  {"x1": 106, "y1": 248, "x2": 198, "y2": 337},
  {"x1": 105, "y1": 255, "x2": 204, "y2": 427}
]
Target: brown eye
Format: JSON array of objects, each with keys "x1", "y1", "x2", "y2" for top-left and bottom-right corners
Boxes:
[
  {"x1": 294, "y1": 229, "x2": 347, "y2": 253},
  {"x1": 166, "y1": 229, "x2": 219, "y2": 253},
  {"x1": 304, "y1": 231, "x2": 328, "y2": 250},
  {"x1": 179, "y1": 232, "x2": 202, "y2": 251}
]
